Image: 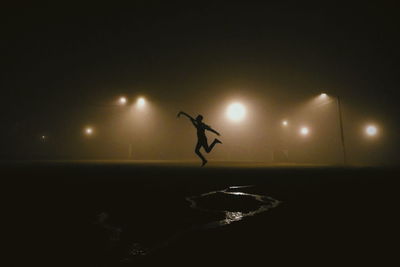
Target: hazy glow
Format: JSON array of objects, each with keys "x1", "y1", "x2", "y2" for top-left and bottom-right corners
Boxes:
[
  {"x1": 365, "y1": 125, "x2": 378, "y2": 136},
  {"x1": 320, "y1": 93, "x2": 328, "y2": 98},
  {"x1": 282, "y1": 120, "x2": 288, "y2": 126},
  {"x1": 137, "y1": 97, "x2": 146, "y2": 108},
  {"x1": 300, "y1": 126, "x2": 309, "y2": 136},
  {"x1": 226, "y1": 102, "x2": 246, "y2": 122},
  {"x1": 85, "y1": 127, "x2": 93, "y2": 135},
  {"x1": 118, "y1": 96, "x2": 127, "y2": 105}
]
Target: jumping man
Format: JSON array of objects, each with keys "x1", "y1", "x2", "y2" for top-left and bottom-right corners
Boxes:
[{"x1": 177, "y1": 111, "x2": 222, "y2": 166}]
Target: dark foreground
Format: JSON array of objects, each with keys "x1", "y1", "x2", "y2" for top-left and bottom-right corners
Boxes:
[{"x1": 2, "y1": 161, "x2": 399, "y2": 266}]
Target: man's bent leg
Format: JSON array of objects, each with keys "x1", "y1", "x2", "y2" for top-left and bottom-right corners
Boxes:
[
  {"x1": 195, "y1": 142, "x2": 207, "y2": 165},
  {"x1": 204, "y1": 138, "x2": 222, "y2": 153}
]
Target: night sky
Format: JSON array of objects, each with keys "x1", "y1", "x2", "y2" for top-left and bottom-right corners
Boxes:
[{"x1": 1, "y1": 2, "x2": 399, "y2": 163}]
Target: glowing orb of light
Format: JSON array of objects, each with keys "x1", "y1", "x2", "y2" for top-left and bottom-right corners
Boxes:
[
  {"x1": 226, "y1": 102, "x2": 246, "y2": 122},
  {"x1": 137, "y1": 97, "x2": 146, "y2": 108},
  {"x1": 85, "y1": 127, "x2": 93, "y2": 135},
  {"x1": 320, "y1": 93, "x2": 328, "y2": 98},
  {"x1": 118, "y1": 97, "x2": 127, "y2": 105},
  {"x1": 300, "y1": 126, "x2": 309, "y2": 136},
  {"x1": 282, "y1": 120, "x2": 288, "y2": 126},
  {"x1": 365, "y1": 125, "x2": 378, "y2": 136}
]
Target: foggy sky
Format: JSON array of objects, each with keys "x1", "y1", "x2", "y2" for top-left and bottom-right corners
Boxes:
[{"x1": 1, "y1": 2, "x2": 399, "y2": 164}]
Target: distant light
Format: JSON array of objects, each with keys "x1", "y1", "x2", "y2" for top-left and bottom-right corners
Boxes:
[
  {"x1": 300, "y1": 126, "x2": 309, "y2": 136},
  {"x1": 85, "y1": 127, "x2": 93, "y2": 135},
  {"x1": 136, "y1": 97, "x2": 146, "y2": 108},
  {"x1": 320, "y1": 93, "x2": 328, "y2": 99},
  {"x1": 41, "y1": 135, "x2": 46, "y2": 139},
  {"x1": 282, "y1": 120, "x2": 288, "y2": 126},
  {"x1": 226, "y1": 102, "x2": 246, "y2": 122},
  {"x1": 365, "y1": 125, "x2": 378, "y2": 136},
  {"x1": 118, "y1": 96, "x2": 127, "y2": 105}
]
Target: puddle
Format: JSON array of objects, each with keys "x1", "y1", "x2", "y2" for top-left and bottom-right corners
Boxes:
[
  {"x1": 94, "y1": 185, "x2": 280, "y2": 262},
  {"x1": 186, "y1": 185, "x2": 280, "y2": 228}
]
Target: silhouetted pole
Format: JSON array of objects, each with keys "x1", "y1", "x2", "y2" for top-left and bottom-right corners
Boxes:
[
  {"x1": 336, "y1": 96, "x2": 347, "y2": 165},
  {"x1": 129, "y1": 143, "x2": 132, "y2": 158}
]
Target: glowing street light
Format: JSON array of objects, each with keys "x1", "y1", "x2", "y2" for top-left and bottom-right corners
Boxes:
[
  {"x1": 300, "y1": 126, "x2": 309, "y2": 136},
  {"x1": 84, "y1": 127, "x2": 93, "y2": 136},
  {"x1": 365, "y1": 125, "x2": 378, "y2": 137},
  {"x1": 118, "y1": 96, "x2": 127, "y2": 105},
  {"x1": 136, "y1": 97, "x2": 146, "y2": 109},
  {"x1": 282, "y1": 120, "x2": 288, "y2": 126},
  {"x1": 226, "y1": 102, "x2": 246, "y2": 122},
  {"x1": 320, "y1": 93, "x2": 328, "y2": 99}
]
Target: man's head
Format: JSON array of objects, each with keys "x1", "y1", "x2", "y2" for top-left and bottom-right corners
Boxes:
[{"x1": 195, "y1": 114, "x2": 203, "y2": 122}]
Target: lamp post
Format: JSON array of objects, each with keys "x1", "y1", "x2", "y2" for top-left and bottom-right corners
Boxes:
[
  {"x1": 319, "y1": 93, "x2": 346, "y2": 165},
  {"x1": 336, "y1": 95, "x2": 347, "y2": 165},
  {"x1": 128, "y1": 96, "x2": 149, "y2": 159}
]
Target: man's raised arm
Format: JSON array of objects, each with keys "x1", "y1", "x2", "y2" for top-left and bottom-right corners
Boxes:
[
  {"x1": 177, "y1": 111, "x2": 197, "y2": 127},
  {"x1": 205, "y1": 125, "x2": 221, "y2": 136},
  {"x1": 177, "y1": 111, "x2": 194, "y2": 120}
]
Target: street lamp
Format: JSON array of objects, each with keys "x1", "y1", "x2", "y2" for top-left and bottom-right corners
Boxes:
[
  {"x1": 84, "y1": 127, "x2": 93, "y2": 136},
  {"x1": 136, "y1": 97, "x2": 146, "y2": 109},
  {"x1": 282, "y1": 120, "x2": 288, "y2": 126},
  {"x1": 226, "y1": 102, "x2": 246, "y2": 122},
  {"x1": 365, "y1": 125, "x2": 378, "y2": 137},
  {"x1": 299, "y1": 126, "x2": 309, "y2": 136},
  {"x1": 317, "y1": 92, "x2": 347, "y2": 165},
  {"x1": 118, "y1": 96, "x2": 127, "y2": 105}
]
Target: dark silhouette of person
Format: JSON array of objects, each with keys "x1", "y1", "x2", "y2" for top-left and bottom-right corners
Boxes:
[{"x1": 177, "y1": 111, "x2": 222, "y2": 166}]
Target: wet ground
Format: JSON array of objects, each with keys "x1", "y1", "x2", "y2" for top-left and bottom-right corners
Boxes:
[{"x1": 2, "y1": 161, "x2": 399, "y2": 266}]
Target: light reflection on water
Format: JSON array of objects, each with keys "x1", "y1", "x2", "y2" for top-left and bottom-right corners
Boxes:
[
  {"x1": 96, "y1": 185, "x2": 280, "y2": 261},
  {"x1": 186, "y1": 185, "x2": 281, "y2": 229},
  {"x1": 225, "y1": 211, "x2": 244, "y2": 223}
]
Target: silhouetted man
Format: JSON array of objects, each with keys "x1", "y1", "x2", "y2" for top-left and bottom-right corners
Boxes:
[{"x1": 177, "y1": 111, "x2": 222, "y2": 166}]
